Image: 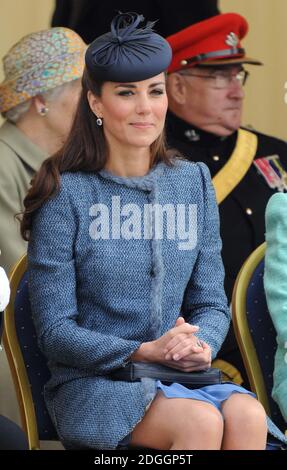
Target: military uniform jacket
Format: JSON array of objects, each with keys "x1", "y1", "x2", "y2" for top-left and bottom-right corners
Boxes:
[
  {"x1": 0, "y1": 121, "x2": 47, "y2": 273},
  {"x1": 166, "y1": 112, "x2": 287, "y2": 301}
]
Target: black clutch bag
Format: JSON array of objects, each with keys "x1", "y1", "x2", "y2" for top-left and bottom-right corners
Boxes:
[{"x1": 110, "y1": 362, "x2": 222, "y2": 389}]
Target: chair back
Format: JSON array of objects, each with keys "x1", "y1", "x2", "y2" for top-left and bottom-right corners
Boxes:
[
  {"x1": 232, "y1": 243, "x2": 286, "y2": 432},
  {"x1": 3, "y1": 255, "x2": 58, "y2": 449}
]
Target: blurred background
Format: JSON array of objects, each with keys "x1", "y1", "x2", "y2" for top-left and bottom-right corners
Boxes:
[{"x1": 0, "y1": 1, "x2": 286, "y2": 142}]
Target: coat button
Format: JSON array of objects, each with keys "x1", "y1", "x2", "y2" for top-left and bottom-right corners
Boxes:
[
  {"x1": 246, "y1": 208, "x2": 253, "y2": 215},
  {"x1": 212, "y1": 155, "x2": 220, "y2": 161}
]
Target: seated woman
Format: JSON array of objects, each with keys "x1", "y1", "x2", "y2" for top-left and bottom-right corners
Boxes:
[
  {"x1": 0, "y1": 25, "x2": 86, "y2": 433},
  {"x1": 264, "y1": 192, "x2": 287, "y2": 424},
  {"x1": 21, "y1": 12, "x2": 281, "y2": 450}
]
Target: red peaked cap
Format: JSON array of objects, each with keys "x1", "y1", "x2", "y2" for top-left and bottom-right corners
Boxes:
[{"x1": 166, "y1": 13, "x2": 262, "y2": 73}]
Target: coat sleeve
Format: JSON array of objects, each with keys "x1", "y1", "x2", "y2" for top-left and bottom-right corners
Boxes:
[
  {"x1": 0, "y1": 152, "x2": 27, "y2": 274},
  {"x1": 181, "y1": 163, "x2": 231, "y2": 359},
  {"x1": 28, "y1": 179, "x2": 141, "y2": 374},
  {"x1": 264, "y1": 192, "x2": 287, "y2": 421}
]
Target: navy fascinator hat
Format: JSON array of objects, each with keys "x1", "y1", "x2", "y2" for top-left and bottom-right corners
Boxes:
[{"x1": 85, "y1": 12, "x2": 172, "y2": 82}]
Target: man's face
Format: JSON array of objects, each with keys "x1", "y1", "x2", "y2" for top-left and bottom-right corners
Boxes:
[{"x1": 167, "y1": 65, "x2": 246, "y2": 137}]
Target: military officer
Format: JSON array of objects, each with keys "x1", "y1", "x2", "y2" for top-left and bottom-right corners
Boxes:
[{"x1": 166, "y1": 13, "x2": 287, "y2": 384}]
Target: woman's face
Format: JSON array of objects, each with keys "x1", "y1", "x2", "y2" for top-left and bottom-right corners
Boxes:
[
  {"x1": 44, "y1": 79, "x2": 82, "y2": 145},
  {"x1": 88, "y1": 73, "x2": 168, "y2": 152}
]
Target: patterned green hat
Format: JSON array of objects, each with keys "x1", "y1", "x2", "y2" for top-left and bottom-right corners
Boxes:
[{"x1": 0, "y1": 27, "x2": 86, "y2": 113}]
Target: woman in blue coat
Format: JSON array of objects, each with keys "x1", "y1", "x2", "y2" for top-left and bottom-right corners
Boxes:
[{"x1": 21, "y1": 12, "x2": 270, "y2": 450}]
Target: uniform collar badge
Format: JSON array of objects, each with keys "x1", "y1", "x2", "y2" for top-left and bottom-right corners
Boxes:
[{"x1": 184, "y1": 129, "x2": 200, "y2": 142}]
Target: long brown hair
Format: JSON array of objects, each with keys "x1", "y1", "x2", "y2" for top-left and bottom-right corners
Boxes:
[{"x1": 21, "y1": 68, "x2": 172, "y2": 241}]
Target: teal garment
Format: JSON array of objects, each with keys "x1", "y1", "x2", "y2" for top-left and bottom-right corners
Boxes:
[{"x1": 265, "y1": 192, "x2": 287, "y2": 423}]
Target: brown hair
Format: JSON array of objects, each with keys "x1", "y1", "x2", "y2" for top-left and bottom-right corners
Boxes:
[{"x1": 20, "y1": 68, "x2": 173, "y2": 241}]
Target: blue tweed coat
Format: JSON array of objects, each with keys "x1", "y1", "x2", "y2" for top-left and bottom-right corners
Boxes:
[{"x1": 28, "y1": 160, "x2": 231, "y2": 449}]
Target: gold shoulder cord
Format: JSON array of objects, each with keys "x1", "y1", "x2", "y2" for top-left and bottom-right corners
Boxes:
[{"x1": 212, "y1": 129, "x2": 258, "y2": 205}]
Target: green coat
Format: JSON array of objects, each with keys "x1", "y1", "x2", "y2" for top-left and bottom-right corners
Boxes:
[
  {"x1": 0, "y1": 121, "x2": 47, "y2": 273},
  {"x1": 265, "y1": 192, "x2": 287, "y2": 423}
]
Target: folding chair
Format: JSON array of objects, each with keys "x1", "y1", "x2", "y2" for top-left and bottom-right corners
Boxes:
[
  {"x1": 232, "y1": 242, "x2": 286, "y2": 434},
  {"x1": 3, "y1": 254, "x2": 60, "y2": 449}
]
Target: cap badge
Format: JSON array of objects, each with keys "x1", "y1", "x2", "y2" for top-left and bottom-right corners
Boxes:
[{"x1": 225, "y1": 32, "x2": 239, "y2": 47}]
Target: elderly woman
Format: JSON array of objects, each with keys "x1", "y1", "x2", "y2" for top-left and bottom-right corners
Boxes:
[
  {"x1": 0, "y1": 27, "x2": 86, "y2": 433},
  {"x1": 0, "y1": 27, "x2": 86, "y2": 274}
]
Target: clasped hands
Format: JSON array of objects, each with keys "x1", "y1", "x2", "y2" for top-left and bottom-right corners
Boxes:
[{"x1": 154, "y1": 316, "x2": 211, "y2": 372}]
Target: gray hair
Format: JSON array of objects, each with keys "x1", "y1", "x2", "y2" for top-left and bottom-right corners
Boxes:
[
  {"x1": 3, "y1": 80, "x2": 78, "y2": 123},
  {"x1": 3, "y1": 100, "x2": 31, "y2": 123}
]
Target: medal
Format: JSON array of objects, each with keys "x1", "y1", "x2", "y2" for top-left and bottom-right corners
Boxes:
[{"x1": 254, "y1": 155, "x2": 287, "y2": 191}]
